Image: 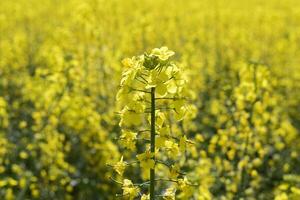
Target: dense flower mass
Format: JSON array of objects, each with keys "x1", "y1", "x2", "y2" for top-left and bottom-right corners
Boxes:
[{"x1": 0, "y1": 0, "x2": 300, "y2": 199}]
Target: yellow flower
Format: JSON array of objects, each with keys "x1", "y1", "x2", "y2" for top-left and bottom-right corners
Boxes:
[
  {"x1": 275, "y1": 193, "x2": 288, "y2": 200},
  {"x1": 177, "y1": 177, "x2": 193, "y2": 195},
  {"x1": 5, "y1": 188, "x2": 14, "y2": 200},
  {"x1": 113, "y1": 156, "x2": 127, "y2": 176},
  {"x1": 0, "y1": 166, "x2": 5, "y2": 173},
  {"x1": 169, "y1": 164, "x2": 180, "y2": 179},
  {"x1": 19, "y1": 178, "x2": 27, "y2": 188},
  {"x1": 156, "y1": 136, "x2": 167, "y2": 148},
  {"x1": 291, "y1": 187, "x2": 300, "y2": 195},
  {"x1": 136, "y1": 151, "x2": 155, "y2": 170},
  {"x1": 163, "y1": 187, "x2": 176, "y2": 200},
  {"x1": 151, "y1": 47, "x2": 175, "y2": 61},
  {"x1": 120, "y1": 130, "x2": 137, "y2": 150},
  {"x1": 32, "y1": 189, "x2": 40, "y2": 198},
  {"x1": 141, "y1": 194, "x2": 150, "y2": 200},
  {"x1": 19, "y1": 151, "x2": 29, "y2": 159},
  {"x1": 120, "y1": 108, "x2": 143, "y2": 127},
  {"x1": 250, "y1": 170, "x2": 258, "y2": 177},
  {"x1": 122, "y1": 179, "x2": 140, "y2": 200},
  {"x1": 8, "y1": 178, "x2": 18, "y2": 186},
  {"x1": 122, "y1": 58, "x2": 134, "y2": 68},
  {"x1": 165, "y1": 141, "x2": 179, "y2": 159}
]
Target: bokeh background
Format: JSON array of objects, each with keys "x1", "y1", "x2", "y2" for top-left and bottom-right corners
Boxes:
[{"x1": 0, "y1": 0, "x2": 300, "y2": 199}]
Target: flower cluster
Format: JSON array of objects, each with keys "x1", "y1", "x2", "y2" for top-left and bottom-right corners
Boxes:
[{"x1": 113, "y1": 47, "x2": 196, "y2": 199}]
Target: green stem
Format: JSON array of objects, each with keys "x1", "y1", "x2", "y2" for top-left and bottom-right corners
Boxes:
[{"x1": 150, "y1": 87, "x2": 156, "y2": 200}]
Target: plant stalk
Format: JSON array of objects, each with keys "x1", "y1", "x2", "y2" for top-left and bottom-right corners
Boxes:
[{"x1": 150, "y1": 87, "x2": 156, "y2": 200}]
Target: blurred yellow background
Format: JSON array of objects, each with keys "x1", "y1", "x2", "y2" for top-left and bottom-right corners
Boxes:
[{"x1": 0, "y1": 0, "x2": 300, "y2": 199}]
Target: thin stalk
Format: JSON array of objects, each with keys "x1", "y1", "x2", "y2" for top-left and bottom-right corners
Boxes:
[{"x1": 150, "y1": 87, "x2": 156, "y2": 200}]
